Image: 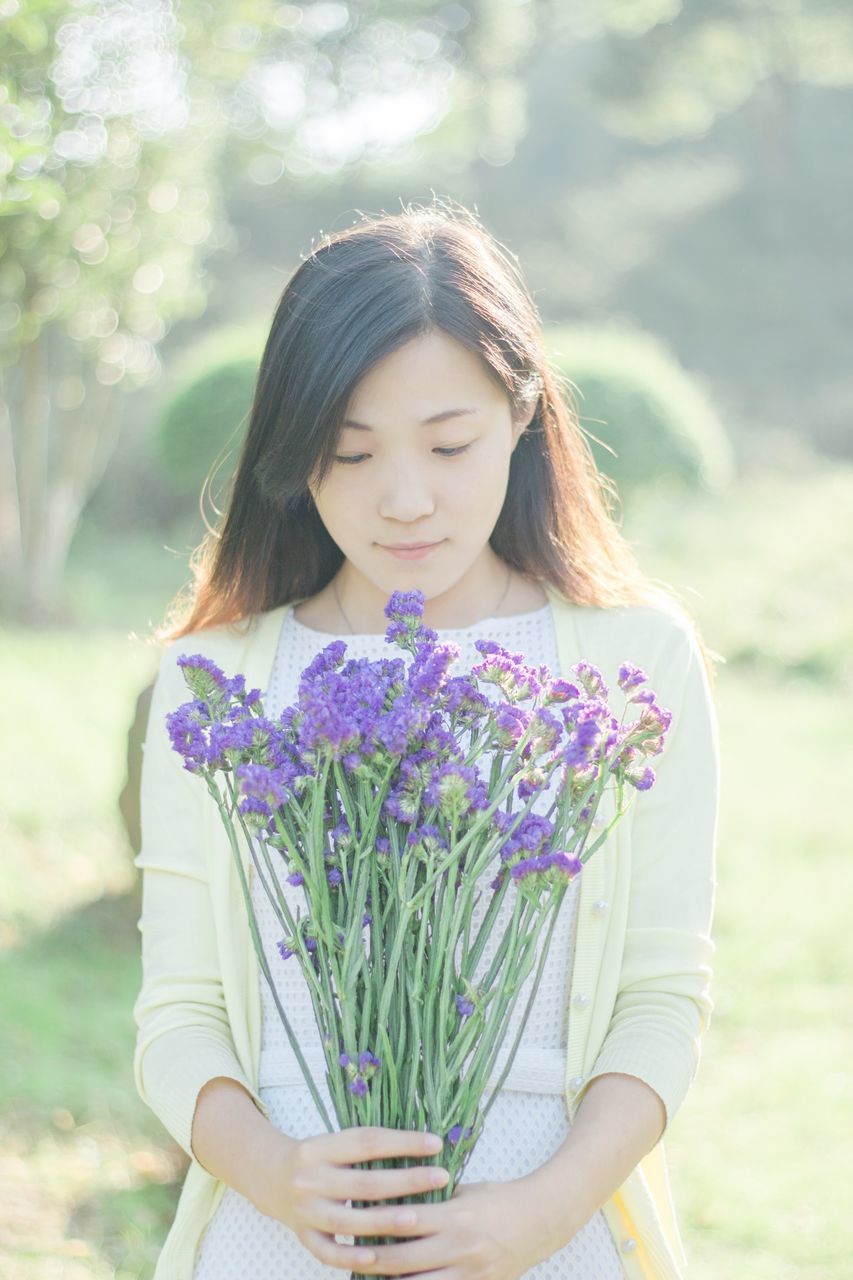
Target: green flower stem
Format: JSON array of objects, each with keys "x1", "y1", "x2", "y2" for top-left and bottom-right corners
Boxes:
[
  {"x1": 204, "y1": 775, "x2": 335, "y2": 1133},
  {"x1": 477, "y1": 886, "x2": 566, "y2": 1127},
  {"x1": 441, "y1": 893, "x2": 557, "y2": 1186}
]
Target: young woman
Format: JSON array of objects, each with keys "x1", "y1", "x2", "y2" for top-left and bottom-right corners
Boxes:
[{"x1": 134, "y1": 200, "x2": 720, "y2": 1280}]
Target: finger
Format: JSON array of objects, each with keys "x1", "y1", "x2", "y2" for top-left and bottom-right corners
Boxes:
[
  {"x1": 324, "y1": 1126, "x2": 444, "y2": 1164},
  {"x1": 324, "y1": 1161, "x2": 450, "y2": 1201},
  {"x1": 320, "y1": 1199, "x2": 435, "y2": 1242},
  {"x1": 356, "y1": 1235, "x2": 442, "y2": 1277},
  {"x1": 301, "y1": 1226, "x2": 378, "y2": 1272}
]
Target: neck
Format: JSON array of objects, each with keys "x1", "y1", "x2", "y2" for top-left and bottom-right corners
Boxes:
[{"x1": 334, "y1": 557, "x2": 515, "y2": 635}]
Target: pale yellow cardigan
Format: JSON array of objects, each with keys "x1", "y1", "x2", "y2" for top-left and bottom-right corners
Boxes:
[{"x1": 133, "y1": 581, "x2": 719, "y2": 1279}]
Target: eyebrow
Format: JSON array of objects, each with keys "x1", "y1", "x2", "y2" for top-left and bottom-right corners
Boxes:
[{"x1": 341, "y1": 408, "x2": 479, "y2": 431}]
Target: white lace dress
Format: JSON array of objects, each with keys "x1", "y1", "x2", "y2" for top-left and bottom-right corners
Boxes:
[{"x1": 192, "y1": 601, "x2": 626, "y2": 1279}]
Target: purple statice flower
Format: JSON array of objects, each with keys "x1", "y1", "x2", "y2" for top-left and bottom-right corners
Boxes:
[
  {"x1": 625, "y1": 765, "x2": 656, "y2": 790},
  {"x1": 498, "y1": 812, "x2": 554, "y2": 862},
  {"x1": 238, "y1": 794, "x2": 275, "y2": 830},
  {"x1": 176, "y1": 653, "x2": 234, "y2": 711},
  {"x1": 296, "y1": 649, "x2": 363, "y2": 756},
  {"x1": 560, "y1": 701, "x2": 608, "y2": 769},
  {"x1": 516, "y1": 765, "x2": 547, "y2": 800},
  {"x1": 277, "y1": 939, "x2": 294, "y2": 960},
  {"x1": 286, "y1": 871, "x2": 304, "y2": 887},
  {"x1": 408, "y1": 641, "x2": 460, "y2": 702},
  {"x1": 406, "y1": 824, "x2": 448, "y2": 871},
  {"x1": 471, "y1": 640, "x2": 542, "y2": 703},
  {"x1": 375, "y1": 836, "x2": 391, "y2": 857},
  {"x1": 383, "y1": 588, "x2": 434, "y2": 653},
  {"x1": 165, "y1": 699, "x2": 212, "y2": 773},
  {"x1": 492, "y1": 702, "x2": 532, "y2": 750},
  {"x1": 611, "y1": 701, "x2": 672, "y2": 770},
  {"x1": 235, "y1": 762, "x2": 291, "y2": 811},
  {"x1": 399, "y1": 748, "x2": 440, "y2": 790},
  {"x1": 421, "y1": 712, "x2": 462, "y2": 759},
  {"x1": 298, "y1": 640, "x2": 348, "y2": 690},
  {"x1": 520, "y1": 707, "x2": 563, "y2": 760},
  {"x1": 456, "y1": 994, "x2": 475, "y2": 1017},
  {"x1": 327, "y1": 867, "x2": 343, "y2": 887},
  {"x1": 542, "y1": 677, "x2": 581, "y2": 706},
  {"x1": 510, "y1": 849, "x2": 583, "y2": 884},
  {"x1": 617, "y1": 662, "x2": 648, "y2": 693},
  {"x1": 442, "y1": 676, "x2": 491, "y2": 724},
  {"x1": 572, "y1": 660, "x2": 609, "y2": 701},
  {"x1": 375, "y1": 688, "x2": 430, "y2": 757},
  {"x1": 339, "y1": 1048, "x2": 382, "y2": 1096},
  {"x1": 329, "y1": 817, "x2": 352, "y2": 846},
  {"x1": 206, "y1": 715, "x2": 257, "y2": 770},
  {"x1": 448, "y1": 1124, "x2": 474, "y2": 1146},
  {"x1": 384, "y1": 782, "x2": 421, "y2": 824},
  {"x1": 424, "y1": 761, "x2": 489, "y2": 823}
]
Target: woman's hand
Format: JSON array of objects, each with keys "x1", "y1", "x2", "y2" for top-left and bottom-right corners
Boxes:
[
  {"x1": 247, "y1": 1124, "x2": 452, "y2": 1272},
  {"x1": 355, "y1": 1176, "x2": 548, "y2": 1279}
]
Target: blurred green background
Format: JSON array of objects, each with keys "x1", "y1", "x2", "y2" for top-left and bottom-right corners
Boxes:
[{"x1": 2, "y1": 1, "x2": 851, "y2": 1277}]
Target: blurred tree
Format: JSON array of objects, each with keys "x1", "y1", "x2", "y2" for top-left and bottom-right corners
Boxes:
[
  {"x1": 1, "y1": 1, "x2": 228, "y2": 620},
  {"x1": 0, "y1": 0, "x2": 542, "y2": 621}
]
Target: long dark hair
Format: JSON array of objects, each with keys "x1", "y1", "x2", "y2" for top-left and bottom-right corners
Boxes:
[{"x1": 159, "y1": 198, "x2": 717, "y2": 685}]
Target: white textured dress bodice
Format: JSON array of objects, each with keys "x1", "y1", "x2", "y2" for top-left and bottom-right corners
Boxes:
[{"x1": 192, "y1": 599, "x2": 626, "y2": 1279}]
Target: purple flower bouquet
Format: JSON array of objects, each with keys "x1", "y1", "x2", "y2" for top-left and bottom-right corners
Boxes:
[{"x1": 166, "y1": 589, "x2": 670, "y2": 1270}]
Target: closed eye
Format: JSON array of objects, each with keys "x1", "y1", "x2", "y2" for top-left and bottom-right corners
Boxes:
[{"x1": 333, "y1": 444, "x2": 473, "y2": 466}]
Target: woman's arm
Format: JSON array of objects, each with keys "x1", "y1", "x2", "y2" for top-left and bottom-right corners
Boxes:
[
  {"x1": 577, "y1": 611, "x2": 721, "y2": 1135},
  {"x1": 191, "y1": 1076, "x2": 295, "y2": 1195},
  {"x1": 132, "y1": 642, "x2": 271, "y2": 1157},
  {"x1": 522, "y1": 613, "x2": 720, "y2": 1260},
  {"x1": 520, "y1": 1073, "x2": 666, "y2": 1263}
]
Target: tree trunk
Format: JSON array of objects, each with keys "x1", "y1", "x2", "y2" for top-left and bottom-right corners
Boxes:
[{"x1": 7, "y1": 324, "x2": 125, "y2": 624}]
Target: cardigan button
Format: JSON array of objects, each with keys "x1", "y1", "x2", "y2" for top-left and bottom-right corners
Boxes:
[
  {"x1": 572, "y1": 993, "x2": 591, "y2": 1009},
  {"x1": 621, "y1": 1237, "x2": 638, "y2": 1254},
  {"x1": 569, "y1": 1075, "x2": 585, "y2": 1092},
  {"x1": 591, "y1": 899, "x2": 609, "y2": 915}
]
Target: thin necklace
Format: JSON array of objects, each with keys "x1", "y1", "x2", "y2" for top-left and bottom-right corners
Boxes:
[{"x1": 332, "y1": 562, "x2": 513, "y2": 636}]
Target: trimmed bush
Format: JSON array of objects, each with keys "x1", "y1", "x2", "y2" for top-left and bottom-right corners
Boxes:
[
  {"x1": 543, "y1": 323, "x2": 736, "y2": 497},
  {"x1": 153, "y1": 324, "x2": 267, "y2": 501}
]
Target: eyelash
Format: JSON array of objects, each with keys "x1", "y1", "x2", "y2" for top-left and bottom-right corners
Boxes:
[{"x1": 333, "y1": 445, "x2": 472, "y2": 466}]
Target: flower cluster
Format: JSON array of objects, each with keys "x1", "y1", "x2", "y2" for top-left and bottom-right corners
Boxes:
[
  {"x1": 167, "y1": 586, "x2": 672, "y2": 1176},
  {"x1": 339, "y1": 1049, "x2": 382, "y2": 1097}
]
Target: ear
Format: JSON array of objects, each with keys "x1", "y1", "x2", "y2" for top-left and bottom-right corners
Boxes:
[{"x1": 511, "y1": 401, "x2": 536, "y2": 451}]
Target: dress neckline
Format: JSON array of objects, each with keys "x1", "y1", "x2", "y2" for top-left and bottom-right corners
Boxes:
[{"x1": 285, "y1": 598, "x2": 553, "y2": 641}]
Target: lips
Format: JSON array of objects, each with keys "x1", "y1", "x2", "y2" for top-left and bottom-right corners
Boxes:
[{"x1": 382, "y1": 540, "x2": 444, "y2": 560}]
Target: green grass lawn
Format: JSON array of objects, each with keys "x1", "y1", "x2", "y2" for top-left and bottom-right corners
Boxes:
[{"x1": 2, "y1": 454, "x2": 851, "y2": 1278}]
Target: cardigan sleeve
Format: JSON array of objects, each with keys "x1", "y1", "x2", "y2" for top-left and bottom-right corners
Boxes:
[
  {"x1": 581, "y1": 611, "x2": 720, "y2": 1136},
  {"x1": 131, "y1": 641, "x2": 271, "y2": 1160}
]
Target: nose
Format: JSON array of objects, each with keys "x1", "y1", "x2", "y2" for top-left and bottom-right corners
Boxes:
[{"x1": 377, "y1": 457, "x2": 436, "y2": 522}]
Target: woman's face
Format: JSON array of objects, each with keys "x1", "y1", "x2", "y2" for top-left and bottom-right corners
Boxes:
[{"x1": 307, "y1": 328, "x2": 533, "y2": 626}]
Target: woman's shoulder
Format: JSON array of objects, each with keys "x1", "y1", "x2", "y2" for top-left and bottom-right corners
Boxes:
[
  {"x1": 548, "y1": 584, "x2": 698, "y2": 657},
  {"x1": 157, "y1": 604, "x2": 289, "y2": 685},
  {"x1": 545, "y1": 588, "x2": 709, "y2": 709}
]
